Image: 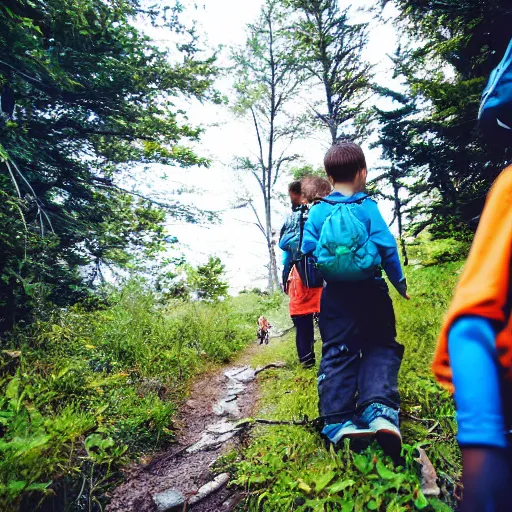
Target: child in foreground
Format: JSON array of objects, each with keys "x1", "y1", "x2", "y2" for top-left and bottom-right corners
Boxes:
[
  {"x1": 301, "y1": 142, "x2": 409, "y2": 458},
  {"x1": 433, "y1": 167, "x2": 512, "y2": 511}
]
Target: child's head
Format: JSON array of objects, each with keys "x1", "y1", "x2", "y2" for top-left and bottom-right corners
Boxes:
[
  {"x1": 288, "y1": 180, "x2": 303, "y2": 207},
  {"x1": 324, "y1": 141, "x2": 367, "y2": 191},
  {"x1": 301, "y1": 176, "x2": 332, "y2": 203}
]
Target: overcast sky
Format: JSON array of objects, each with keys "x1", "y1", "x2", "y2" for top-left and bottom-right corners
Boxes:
[{"x1": 141, "y1": 0, "x2": 401, "y2": 292}]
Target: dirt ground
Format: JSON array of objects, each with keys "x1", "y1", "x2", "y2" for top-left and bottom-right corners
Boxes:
[{"x1": 107, "y1": 343, "x2": 263, "y2": 512}]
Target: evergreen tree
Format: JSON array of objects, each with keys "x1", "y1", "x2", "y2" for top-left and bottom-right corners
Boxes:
[
  {"x1": 187, "y1": 256, "x2": 229, "y2": 302},
  {"x1": 386, "y1": 0, "x2": 512, "y2": 238},
  {"x1": 0, "y1": 0, "x2": 217, "y2": 330}
]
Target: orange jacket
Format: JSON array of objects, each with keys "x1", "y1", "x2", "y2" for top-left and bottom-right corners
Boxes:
[
  {"x1": 432, "y1": 165, "x2": 512, "y2": 392},
  {"x1": 287, "y1": 265, "x2": 322, "y2": 317},
  {"x1": 258, "y1": 316, "x2": 270, "y2": 331}
]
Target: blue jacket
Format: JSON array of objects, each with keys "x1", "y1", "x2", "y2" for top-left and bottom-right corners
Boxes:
[
  {"x1": 449, "y1": 316, "x2": 507, "y2": 448},
  {"x1": 301, "y1": 191, "x2": 405, "y2": 294}
]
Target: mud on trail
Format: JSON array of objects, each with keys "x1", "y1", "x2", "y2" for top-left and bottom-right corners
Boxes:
[{"x1": 108, "y1": 342, "x2": 284, "y2": 512}]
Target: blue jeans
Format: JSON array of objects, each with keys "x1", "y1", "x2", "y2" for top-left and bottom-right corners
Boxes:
[{"x1": 318, "y1": 279, "x2": 404, "y2": 425}]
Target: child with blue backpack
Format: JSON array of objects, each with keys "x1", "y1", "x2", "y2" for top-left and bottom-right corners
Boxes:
[
  {"x1": 432, "y1": 38, "x2": 512, "y2": 512},
  {"x1": 302, "y1": 141, "x2": 409, "y2": 459}
]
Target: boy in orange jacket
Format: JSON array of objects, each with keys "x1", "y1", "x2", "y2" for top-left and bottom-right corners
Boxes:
[{"x1": 433, "y1": 166, "x2": 512, "y2": 511}]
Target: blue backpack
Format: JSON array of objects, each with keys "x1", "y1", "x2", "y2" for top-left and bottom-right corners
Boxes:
[
  {"x1": 479, "y1": 39, "x2": 512, "y2": 141},
  {"x1": 314, "y1": 196, "x2": 382, "y2": 282},
  {"x1": 279, "y1": 207, "x2": 303, "y2": 262},
  {"x1": 280, "y1": 205, "x2": 324, "y2": 289}
]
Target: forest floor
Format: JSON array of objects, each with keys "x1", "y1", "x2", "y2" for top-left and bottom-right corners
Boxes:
[{"x1": 107, "y1": 335, "x2": 289, "y2": 512}]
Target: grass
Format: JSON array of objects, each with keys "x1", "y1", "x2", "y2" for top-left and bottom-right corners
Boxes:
[
  {"x1": 223, "y1": 259, "x2": 465, "y2": 511},
  {"x1": 0, "y1": 280, "x2": 283, "y2": 511}
]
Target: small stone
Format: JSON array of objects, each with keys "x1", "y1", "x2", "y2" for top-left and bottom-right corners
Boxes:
[
  {"x1": 152, "y1": 488, "x2": 185, "y2": 511},
  {"x1": 224, "y1": 367, "x2": 250, "y2": 379},
  {"x1": 189, "y1": 473, "x2": 230, "y2": 505},
  {"x1": 224, "y1": 395, "x2": 237, "y2": 402},
  {"x1": 207, "y1": 421, "x2": 237, "y2": 435},
  {"x1": 186, "y1": 431, "x2": 237, "y2": 454},
  {"x1": 213, "y1": 399, "x2": 240, "y2": 417},
  {"x1": 230, "y1": 368, "x2": 255, "y2": 383},
  {"x1": 416, "y1": 448, "x2": 441, "y2": 497},
  {"x1": 226, "y1": 383, "x2": 245, "y2": 395}
]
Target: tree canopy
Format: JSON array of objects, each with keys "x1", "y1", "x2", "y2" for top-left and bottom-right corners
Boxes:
[
  {"x1": 0, "y1": 0, "x2": 218, "y2": 329},
  {"x1": 382, "y1": 0, "x2": 512, "y2": 238}
]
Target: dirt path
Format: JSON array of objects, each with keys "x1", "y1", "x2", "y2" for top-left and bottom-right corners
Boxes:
[{"x1": 108, "y1": 342, "x2": 281, "y2": 512}]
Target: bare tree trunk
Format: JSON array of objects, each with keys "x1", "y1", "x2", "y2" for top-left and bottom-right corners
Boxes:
[{"x1": 269, "y1": 239, "x2": 279, "y2": 292}]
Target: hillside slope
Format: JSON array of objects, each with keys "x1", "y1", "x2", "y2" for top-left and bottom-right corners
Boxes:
[{"x1": 223, "y1": 261, "x2": 464, "y2": 511}]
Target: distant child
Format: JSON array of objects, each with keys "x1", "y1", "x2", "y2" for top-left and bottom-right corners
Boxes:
[
  {"x1": 432, "y1": 168, "x2": 512, "y2": 511},
  {"x1": 302, "y1": 141, "x2": 409, "y2": 458},
  {"x1": 257, "y1": 315, "x2": 271, "y2": 345}
]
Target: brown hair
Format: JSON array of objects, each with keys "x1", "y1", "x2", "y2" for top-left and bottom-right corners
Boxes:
[
  {"x1": 324, "y1": 141, "x2": 366, "y2": 183},
  {"x1": 288, "y1": 180, "x2": 302, "y2": 195},
  {"x1": 301, "y1": 176, "x2": 332, "y2": 203}
]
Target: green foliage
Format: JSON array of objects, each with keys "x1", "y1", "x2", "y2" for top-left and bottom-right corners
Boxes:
[
  {"x1": 226, "y1": 261, "x2": 463, "y2": 510},
  {"x1": 0, "y1": 0, "x2": 218, "y2": 329},
  {"x1": 408, "y1": 237, "x2": 470, "y2": 267},
  {"x1": 382, "y1": 0, "x2": 512, "y2": 238},
  {"x1": 288, "y1": 0, "x2": 373, "y2": 143},
  {"x1": 291, "y1": 164, "x2": 326, "y2": 181},
  {"x1": 186, "y1": 256, "x2": 229, "y2": 302},
  {"x1": 0, "y1": 282, "x2": 278, "y2": 510}
]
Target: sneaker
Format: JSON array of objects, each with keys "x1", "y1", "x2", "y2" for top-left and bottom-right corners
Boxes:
[
  {"x1": 322, "y1": 421, "x2": 375, "y2": 445},
  {"x1": 360, "y1": 403, "x2": 402, "y2": 460}
]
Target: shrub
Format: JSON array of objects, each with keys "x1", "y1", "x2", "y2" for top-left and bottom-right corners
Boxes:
[{"x1": 0, "y1": 280, "x2": 281, "y2": 510}]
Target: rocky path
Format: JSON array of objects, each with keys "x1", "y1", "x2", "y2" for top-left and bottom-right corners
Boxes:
[{"x1": 108, "y1": 343, "x2": 284, "y2": 512}]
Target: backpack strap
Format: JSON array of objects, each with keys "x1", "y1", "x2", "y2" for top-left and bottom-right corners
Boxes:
[{"x1": 318, "y1": 194, "x2": 370, "y2": 206}]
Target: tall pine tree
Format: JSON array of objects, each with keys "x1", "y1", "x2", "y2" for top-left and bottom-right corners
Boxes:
[
  {"x1": 386, "y1": 0, "x2": 512, "y2": 238},
  {"x1": 290, "y1": 0, "x2": 373, "y2": 143}
]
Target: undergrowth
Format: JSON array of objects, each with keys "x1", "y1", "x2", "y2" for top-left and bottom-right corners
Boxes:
[
  {"x1": 0, "y1": 280, "x2": 282, "y2": 511},
  {"x1": 224, "y1": 260, "x2": 464, "y2": 511}
]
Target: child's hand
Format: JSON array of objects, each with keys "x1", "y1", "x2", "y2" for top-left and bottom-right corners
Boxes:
[{"x1": 396, "y1": 278, "x2": 409, "y2": 300}]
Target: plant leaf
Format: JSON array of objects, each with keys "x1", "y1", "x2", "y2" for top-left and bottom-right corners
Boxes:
[
  {"x1": 328, "y1": 479, "x2": 355, "y2": 494},
  {"x1": 376, "y1": 461, "x2": 397, "y2": 480},
  {"x1": 313, "y1": 470, "x2": 335, "y2": 493},
  {"x1": 414, "y1": 490, "x2": 429, "y2": 509}
]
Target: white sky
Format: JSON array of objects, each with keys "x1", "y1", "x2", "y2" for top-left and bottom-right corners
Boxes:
[{"x1": 141, "y1": 0, "x2": 401, "y2": 292}]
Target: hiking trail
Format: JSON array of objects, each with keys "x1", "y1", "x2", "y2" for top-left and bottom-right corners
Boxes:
[{"x1": 108, "y1": 336, "x2": 286, "y2": 512}]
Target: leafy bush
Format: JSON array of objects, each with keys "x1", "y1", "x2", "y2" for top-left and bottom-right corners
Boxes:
[
  {"x1": 0, "y1": 280, "x2": 280, "y2": 510},
  {"x1": 408, "y1": 237, "x2": 470, "y2": 267}
]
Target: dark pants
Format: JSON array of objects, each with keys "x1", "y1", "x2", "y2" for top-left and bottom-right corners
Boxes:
[
  {"x1": 292, "y1": 314, "x2": 315, "y2": 367},
  {"x1": 318, "y1": 279, "x2": 404, "y2": 424}
]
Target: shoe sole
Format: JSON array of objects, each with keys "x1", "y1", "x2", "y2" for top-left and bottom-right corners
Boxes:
[
  {"x1": 375, "y1": 429, "x2": 402, "y2": 460},
  {"x1": 328, "y1": 429, "x2": 375, "y2": 445},
  {"x1": 336, "y1": 430, "x2": 375, "y2": 442}
]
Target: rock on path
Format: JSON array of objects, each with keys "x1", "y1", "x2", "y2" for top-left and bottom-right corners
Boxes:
[{"x1": 107, "y1": 355, "x2": 286, "y2": 512}]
